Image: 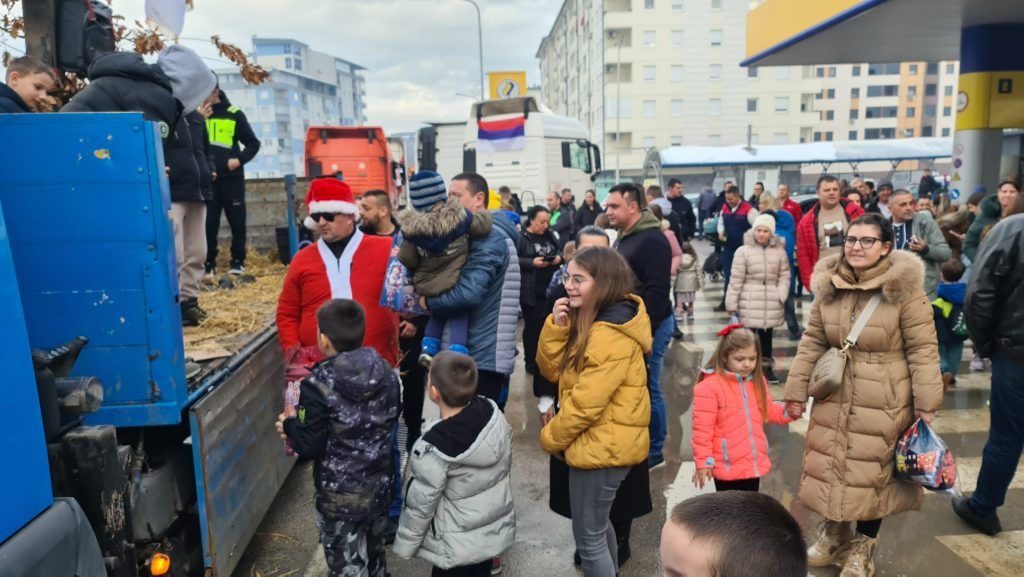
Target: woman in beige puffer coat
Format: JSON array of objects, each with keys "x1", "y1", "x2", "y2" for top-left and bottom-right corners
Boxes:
[
  {"x1": 783, "y1": 214, "x2": 943, "y2": 577},
  {"x1": 725, "y1": 214, "x2": 789, "y2": 383}
]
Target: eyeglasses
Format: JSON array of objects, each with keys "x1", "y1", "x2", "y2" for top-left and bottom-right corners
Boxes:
[
  {"x1": 843, "y1": 236, "x2": 881, "y2": 248},
  {"x1": 562, "y1": 275, "x2": 590, "y2": 289},
  {"x1": 310, "y1": 212, "x2": 338, "y2": 223}
]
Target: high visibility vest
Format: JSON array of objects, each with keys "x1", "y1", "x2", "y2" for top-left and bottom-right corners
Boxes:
[{"x1": 207, "y1": 105, "x2": 241, "y2": 149}]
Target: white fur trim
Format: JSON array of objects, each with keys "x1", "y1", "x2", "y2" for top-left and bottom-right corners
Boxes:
[
  {"x1": 316, "y1": 230, "x2": 363, "y2": 299},
  {"x1": 308, "y1": 200, "x2": 357, "y2": 215},
  {"x1": 304, "y1": 216, "x2": 317, "y2": 230}
]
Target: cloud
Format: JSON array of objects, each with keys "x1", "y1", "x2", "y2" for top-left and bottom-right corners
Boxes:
[{"x1": 111, "y1": 0, "x2": 557, "y2": 133}]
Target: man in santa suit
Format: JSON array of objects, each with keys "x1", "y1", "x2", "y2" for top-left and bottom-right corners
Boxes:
[{"x1": 276, "y1": 177, "x2": 399, "y2": 366}]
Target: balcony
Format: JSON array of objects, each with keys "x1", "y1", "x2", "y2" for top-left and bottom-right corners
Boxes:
[
  {"x1": 605, "y1": 0, "x2": 631, "y2": 13},
  {"x1": 604, "y1": 63, "x2": 633, "y2": 83}
]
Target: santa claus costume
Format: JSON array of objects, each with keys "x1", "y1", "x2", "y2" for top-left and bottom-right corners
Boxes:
[{"x1": 276, "y1": 178, "x2": 399, "y2": 367}]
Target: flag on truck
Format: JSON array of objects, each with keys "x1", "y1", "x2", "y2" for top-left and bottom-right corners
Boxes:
[{"x1": 477, "y1": 115, "x2": 526, "y2": 152}]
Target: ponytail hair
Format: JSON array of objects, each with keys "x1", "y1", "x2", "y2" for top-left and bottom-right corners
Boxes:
[{"x1": 705, "y1": 326, "x2": 768, "y2": 420}]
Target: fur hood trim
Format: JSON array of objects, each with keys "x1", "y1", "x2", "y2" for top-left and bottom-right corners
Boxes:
[
  {"x1": 399, "y1": 197, "x2": 471, "y2": 239},
  {"x1": 811, "y1": 250, "x2": 924, "y2": 306}
]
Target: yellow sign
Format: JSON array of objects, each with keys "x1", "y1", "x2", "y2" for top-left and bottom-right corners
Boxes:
[
  {"x1": 488, "y1": 71, "x2": 527, "y2": 100},
  {"x1": 745, "y1": 0, "x2": 864, "y2": 61},
  {"x1": 956, "y1": 71, "x2": 1024, "y2": 130}
]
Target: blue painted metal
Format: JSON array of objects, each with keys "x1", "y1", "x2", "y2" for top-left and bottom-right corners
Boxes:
[
  {"x1": 740, "y1": 0, "x2": 890, "y2": 67},
  {"x1": 0, "y1": 113, "x2": 187, "y2": 427},
  {"x1": 285, "y1": 174, "x2": 299, "y2": 258},
  {"x1": 0, "y1": 201, "x2": 53, "y2": 543},
  {"x1": 960, "y1": 24, "x2": 1024, "y2": 74}
]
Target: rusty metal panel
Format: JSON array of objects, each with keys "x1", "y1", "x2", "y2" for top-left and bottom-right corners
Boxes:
[{"x1": 189, "y1": 330, "x2": 294, "y2": 577}]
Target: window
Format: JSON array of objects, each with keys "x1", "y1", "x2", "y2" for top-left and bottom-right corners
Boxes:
[
  {"x1": 922, "y1": 126, "x2": 934, "y2": 137},
  {"x1": 943, "y1": 106, "x2": 952, "y2": 117},
  {"x1": 710, "y1": 29, "x2": 723, "y2": 46},
  {"x1": 868, "y1": 63, "x2": 900, "y2": 75},
  {"x1": 672, "y1": 1, "x2": 683, "y2": 9},
  {"x1": 909, "y1": 64, "x2": 918, "y2": 75},
  {"x1": 816, "y1": 67, "x2": 825, "y2": 78},
  {"x1": 671, "y1": 30, "x2": 684, "y2": 47},
  {"x1": 825, "y1": 110, "x2": 835, "y2": 120},
  {"x1": 645, "y1": 0, "x2": 655, "y2": 9},
  {"x1": 294, "y1": 59, "x2": 302, "y2": 71},
  {"x1": 864, "y1": 127, "x2": 896, "y2": 140},
  {"x1": 924, "y1": 105, "x2": 936, "y2": 117},
  {"x1": 643, "y1": 136, "x2": 656, "y2": 148},
  {"x1": 946, "y1": 63, "x2": 955, "y2": 74},
  {"x1": 747, "y1": 98, "x2": 758, "y2": 112},
  {"x1": 865, "y1": 106, "x2": 898, "y2": 118},
  {"x1": 710, "y1": 64, "x2": 722, "y2": 79},
  {"x1": 825, "y1": 131, "x2": 833, "y2": 141},
  {"x1": 606, "y1": 97, "x2": 632, "y2": 118},
  {"x1": 926, "y1": 62, "x2": 939, "y2": 75},
  {"x1": 853, "y1": 65, "x2": 862, "y2": 76},
  {"x1": 285, "y1": 57, "x2": 293, "y2": 69},
  {"x1": 942, "y1": 128, "x2": 951, "y2": 137},
  {"x1": 644, "y1": 30, "x2": 656, "y2": 48},
  {"x1": 925, "y1": 83, "x2": 937, "y2": 96},
  {"x1": 644, "y1": 65, "x2": 656, "y2": 82},
  {"x1": 849, "y1": 130, "x2": 858, "y2": 140},
  {"x1": 748, "y1": 66, "x2": 758, "y2": 78},
  {"x1": 903, "y1": 128, "x2": 915, "y2": 137},
  {"x1": 815, "y1": 91, "x2": 822, "y2": 101},
  {"x1": 671, "y1": 65, "x2": 684, "y2": 82},
  {"x1": 828, "y1": 66, "x2": 837, "y2": 77},
  {"x1": 670, "y1": 135, "x2": 683, "y2": 146},
  {"x1": 851, "y1": 87, "x2": 860, "y2": 98},
  {"x1": 774, "y1": 132, "x2": 789, "y2": 144},
  {"x1": 813, "y1": 131, "x2": 821, "y2": 141},
  {"x1": 775, "y1": 67, "x2": 790, "y2": 80},
  {"x1": 774, "y1": 96, "x2": 789, "y2": 113},
  {"x1": 671, "y1": 99, "x2": 683, "y2": 117},
  {"x1": 708, "y1": 134, "x2": 722, "y2": 146},
  {"x1": 711, "y1": 0, "x2": 722, "y2": 8},
  {"x1": 709, "y1": 98, "x2": 721, "y2": 115},
  {"x1": 906, "y1": 107, "x2": 916, "y2": 118},
  {"x1": 907, "y1": 85, "x2": 917, "y2": 100},
  {"x1": 850, "y1": 109, "x2": 859, "y2": 120},
  {"x1": 944, "y1": 85, "x2": 954, "y2": 97},
  {"x1": 866, "y1": 85, "x2": 899, "y2": 97},
  {"x1": 644, "y1": 100, "x2": 656, "y2": 118},
  {"x1": 827, "y1": 88, "x2": 835, "y2": 99}
]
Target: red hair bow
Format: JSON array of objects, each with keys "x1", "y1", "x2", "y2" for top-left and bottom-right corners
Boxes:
[{"x1": 718, "y1": 323, "x2": 745, "y2": 337}]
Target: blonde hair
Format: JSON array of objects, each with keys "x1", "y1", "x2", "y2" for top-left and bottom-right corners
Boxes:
[
  {"x1": 706, "y1": 327, "x2": 768, "y2": 420},
  {"x1": 759, "y1": 193, "x2": 781, "y2": 212}
]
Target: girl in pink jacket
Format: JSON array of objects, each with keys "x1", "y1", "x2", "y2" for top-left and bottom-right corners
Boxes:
[{"x1": 691, "y1": 325, "x2": 795, "y2": 492}]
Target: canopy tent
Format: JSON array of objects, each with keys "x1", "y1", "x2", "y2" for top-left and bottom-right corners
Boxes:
[{"x1": 657, "y1": 137, "x2": 952, "y2": 168}]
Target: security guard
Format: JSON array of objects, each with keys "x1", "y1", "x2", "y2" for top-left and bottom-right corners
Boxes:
[{"x1": 205, "y1": 88, "x2": 261, "y2": 275}]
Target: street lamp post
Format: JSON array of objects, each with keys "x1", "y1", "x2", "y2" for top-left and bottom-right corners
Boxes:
[
  {"x1": 613, "y1": 31, "x2": 623, "y2": 182},
  {"x1": 462, "y1": 0, "x2": 485, "y2": 101}
]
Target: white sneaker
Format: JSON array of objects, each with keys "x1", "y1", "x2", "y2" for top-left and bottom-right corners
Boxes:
[
  {"x1": 971, "y1": 353, "x2": 984, "y2": 372},
  {"x1": 228, "y1": 265, "x2": 245, "y2": 275}
]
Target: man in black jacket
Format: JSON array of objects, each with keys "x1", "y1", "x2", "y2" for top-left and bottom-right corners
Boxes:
[
  {"x1": 0, "y1": 56, "x2": 56, "y2": 113},
  {"x1": 666, "y1": 178, "x2": 696, "y2": 241},
  {"x1": 605, "y1": 183, "x2": 672, "y2": 469},
  {"x1": 204, "y1": 88, "x2": 261, "y2": 275},
  {"x1": 953, "y1": 213, "x2": 1024, "y2": 537},
  {"x1": 62, "y1": 46, "x2": 217, "y2": 325}
]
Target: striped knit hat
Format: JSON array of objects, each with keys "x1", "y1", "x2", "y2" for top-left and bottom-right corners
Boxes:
[{"x1": 408, "y1": 171, "x2": 448, "y2": 212}]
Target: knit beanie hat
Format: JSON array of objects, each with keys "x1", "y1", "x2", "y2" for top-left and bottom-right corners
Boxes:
[
  {"x1": 753, "y1": 213, "x2": 776, "y2": 234},
  {"x1": 408, "y1": 171, "x2": 448, "y2": 212}
]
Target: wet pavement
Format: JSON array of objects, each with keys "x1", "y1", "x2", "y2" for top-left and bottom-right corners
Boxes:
[{"x1": 233, "y1": 239, "x2": 1023, "y2": 577}]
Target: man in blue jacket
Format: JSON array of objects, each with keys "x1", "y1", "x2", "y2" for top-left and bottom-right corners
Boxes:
[{"x1": 427, "y1": 172, "x2": 521, "y2": 405}]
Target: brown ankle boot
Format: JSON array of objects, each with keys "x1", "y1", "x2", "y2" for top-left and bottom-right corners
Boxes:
[
  {"x1": 807, "y1": 520, "x2": 854, "y2": 567},
  {"x1": 839, "y1": 534, "x2": 877, "y2": 577}
]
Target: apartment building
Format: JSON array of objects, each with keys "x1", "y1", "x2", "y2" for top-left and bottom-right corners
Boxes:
[
  {"x1": 536, "y1": 0, "x2": 957, "y2": 180},
  {"x1": 217, "y1": 38, "x2": 368, "y2": 178}
]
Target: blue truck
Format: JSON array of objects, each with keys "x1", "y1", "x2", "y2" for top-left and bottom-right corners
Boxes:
[{"x1": 0, "y1": 112, "x2": 293, "y2": 577}]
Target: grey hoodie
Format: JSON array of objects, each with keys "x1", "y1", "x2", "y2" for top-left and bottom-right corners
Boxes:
[
  {"x1": 394, "y1": 397, "x2": 516, "y2": 569},
  {"x1": 156, "y1": 45, "x2": 217, "y2": 113}
]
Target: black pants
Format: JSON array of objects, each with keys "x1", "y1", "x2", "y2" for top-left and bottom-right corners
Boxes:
[
  {"x1": 477, "y1": 369, "x2": 506, "y2": 406},
  {"x1": 714, "y1": 477, "x2": 760, "y2": 492},
  {"x1": 522, "y1": 300, "x2": 548, "y2": 373},
  {"x1": 856, "y1": 519, "x2": 882, "y2": 538},
  {"x1": 400, "y1": 317, "x2": 429, "y2": 452},
  {"x1": 755, "y1": 328, "x2": 773, "y2": 362},
  {"x1": 206, "y1": 177, "x2": 247, "y2": 267},
  {"x1": 431, "y1": 560, "x2": 491, "y2": 577}
]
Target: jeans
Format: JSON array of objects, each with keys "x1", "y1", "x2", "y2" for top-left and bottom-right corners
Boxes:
[
  {"x1": 938, "y1": 340, "x2": 965, "y2": 376},
  {"x1": 569, "y1": 466, "x2": 630, "y2": 577},
  {"x1": 425, "y1": 312, "x2": 469, "y2": 350},
  {"x1": 969, "y1": 354, "x2": 1024, "y2": 516},
  {"x1": 205, "y1": 177, "x2": 246, "y2": 268},
  {"x1": 784, "y1": 260, "x2": 801, "y2": 333},
  {"x1": 721, "y1": 248, "x2": 736, "y2": 299},
  {"x1": 647, "y1": 315, "x2": 674, "y2": 460},
  {"x1": 698, "y1": 209, "x2": 708, "y2": 235}
]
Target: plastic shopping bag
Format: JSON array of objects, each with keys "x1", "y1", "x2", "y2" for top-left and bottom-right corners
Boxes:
[
  {"x1": 895, "y1": 419, "x2": 958, "y2": 492},
  {"x1": 379, "y1": 234, "x2": 427, "y2": 316}
]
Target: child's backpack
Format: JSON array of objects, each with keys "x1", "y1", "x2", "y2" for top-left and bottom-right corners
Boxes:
[{"x1": 949, "y1": 304, "x2": 969, "y2": 341}]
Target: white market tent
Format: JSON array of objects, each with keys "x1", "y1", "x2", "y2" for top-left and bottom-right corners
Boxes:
[{"x1": 656, "y1": 137, "x2": 952, "y2": 169}]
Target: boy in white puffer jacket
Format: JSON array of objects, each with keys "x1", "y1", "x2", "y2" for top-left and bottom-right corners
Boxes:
[{"x1": 393, "y1": 352, "x2": 516, "y2": 576}]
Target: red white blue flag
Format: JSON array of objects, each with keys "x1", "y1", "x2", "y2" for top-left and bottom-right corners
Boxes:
[{"x1": 477, "y1": 115, "x2": 526, "y2": 152}]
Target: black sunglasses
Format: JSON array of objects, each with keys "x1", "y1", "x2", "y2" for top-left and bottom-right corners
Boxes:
[{"x1": 310, "y1": 212, "x2": 338, "y2": 223}]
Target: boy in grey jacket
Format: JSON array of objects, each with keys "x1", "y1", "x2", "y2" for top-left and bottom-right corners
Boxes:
[{"x1": 393, "y1": 352, "x2": 516, "y2": 576}]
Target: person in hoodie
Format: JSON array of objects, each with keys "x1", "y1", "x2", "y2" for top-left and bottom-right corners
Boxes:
[
  {"x1": 604, "y1": 183, "x2": 672, "y2": 469},
  {"x1": 394, "y1": 351, "x2": 515, "y2": 577},
  {"x1": 277, "y1": 299, "x2": 400, "y2": 577},
  {"x1": 0, "y1": 56, "x2": 57, "y2": 113},
  {"x1": 62, "y1": 46, "x2": 218, "y2": 325},
  {"x1": 933, "y1": 259, "x2": 969, "y2": 391},
  {"x1": 204, "y1": 87, "x2": 261, "y2": 275},
  {"x1": 964, "y1": 185, "x2": 1016, "y2": 261},
  {"x1": 538, "y1": 247, "x2": 652, "y2": 577}
]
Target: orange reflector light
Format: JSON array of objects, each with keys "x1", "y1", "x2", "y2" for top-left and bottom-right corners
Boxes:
[{"x1": 150, "y1": 552, "x2": 171, "y2": 576}]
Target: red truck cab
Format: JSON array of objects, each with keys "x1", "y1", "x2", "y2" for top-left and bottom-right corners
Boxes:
[{"x1": 304, "y1": 126, "x2": 406, "y2": 205}]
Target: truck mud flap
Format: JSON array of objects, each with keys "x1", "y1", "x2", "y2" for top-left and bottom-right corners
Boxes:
[{"x1": 188, "y1": 329, "x2": 294, "y2": 576}]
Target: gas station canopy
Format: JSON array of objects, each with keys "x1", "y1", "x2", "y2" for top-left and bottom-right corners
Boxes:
[{"x1": 743, "y1": 0, "x2": 1024, "y2": 67}]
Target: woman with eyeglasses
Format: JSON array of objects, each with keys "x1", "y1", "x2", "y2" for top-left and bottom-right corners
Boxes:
[
  {"x1": 536, "y1": 247, "x2": 652, "y2": 577},
  {"x1": 782, "y1": 213, "x2": 943, "y2": 577}
]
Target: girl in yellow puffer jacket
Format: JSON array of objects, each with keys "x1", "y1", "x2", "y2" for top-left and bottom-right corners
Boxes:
[{"x1": 537, "y1": 246, "x2": 652, "y2": 577}]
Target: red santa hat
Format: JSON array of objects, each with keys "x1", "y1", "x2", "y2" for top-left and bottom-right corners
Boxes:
[{"x1": 304, "y1": 178, "x2": 358, "y2": 230}]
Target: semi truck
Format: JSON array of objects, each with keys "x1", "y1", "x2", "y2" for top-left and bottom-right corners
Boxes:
[
  {"x1": 303, "y1": 126, "x2": 407, "y2": 207},
  {"x1": 0, "y1": 113, "x2": 293, "y2": 577},
  {"x1": 417, "y1": 96, "x2": 601, "y2": 208}
]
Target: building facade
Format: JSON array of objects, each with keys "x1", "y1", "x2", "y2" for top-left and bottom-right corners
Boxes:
[{"x1": 217, "y1": 37, "x2": 367, "y2": 178}]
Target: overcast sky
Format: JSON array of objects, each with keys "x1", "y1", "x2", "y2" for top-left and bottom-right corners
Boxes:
[{"x1": 94, "y1": 0, "x2": 558, "y2": 133}]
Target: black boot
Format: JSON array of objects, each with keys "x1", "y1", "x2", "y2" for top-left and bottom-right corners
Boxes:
[
  {"x1": 181, "y1": 298, "x2": 206, "y2": 327},
  {"x1": 614, "y1": 520, "x2": 632, "y2": 568},
  {"x1": 763, "y1": 362, "x2": 780, "y2": 385}
]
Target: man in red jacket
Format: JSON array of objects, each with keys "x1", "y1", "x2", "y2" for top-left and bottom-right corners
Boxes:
[
  {"x1": 796, "y1": 175, "x2": 865, "y2": 290},
  {"x1": 276, "y1": 178, "x2": 399, "y2": 366}
]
